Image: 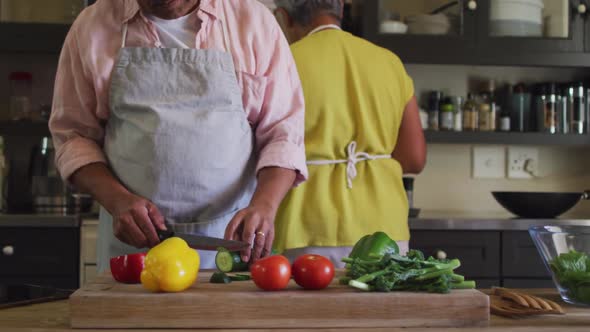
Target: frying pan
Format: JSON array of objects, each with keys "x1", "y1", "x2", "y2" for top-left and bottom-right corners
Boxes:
[{"x1": 492, "y1": 191, "x2": 590, "y2": 218}]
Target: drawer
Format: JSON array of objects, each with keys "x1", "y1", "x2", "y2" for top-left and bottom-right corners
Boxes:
[
  {"x1": 502, "y1": 231, "x2": 551, "y2": 278},
  {"x1": 410, "y1": 231, "x2": 501, "y2": 278},
  {"x1": 82, "y1": 223, "x2": 98, "y2": 264},
  {"x1": 0, "y1": 227, "x2": 80, "y2": 277}
]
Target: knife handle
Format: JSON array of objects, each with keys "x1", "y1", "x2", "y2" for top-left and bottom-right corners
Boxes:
[{"x1": 156, "y1": 229, "x2": 175, "y2": 242}]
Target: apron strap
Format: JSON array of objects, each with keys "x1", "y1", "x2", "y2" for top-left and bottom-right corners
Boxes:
[
  {"x1": 306, "y1": 24, "x2": 342, "y2": 37},
  {"x1": 121, "y1": 23, "x2": 129, "y2": 48},
  {"x1": 307, "y1": 141, "x2": 391, "y2": 189}
]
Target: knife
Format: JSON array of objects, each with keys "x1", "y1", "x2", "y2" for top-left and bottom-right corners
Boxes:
[{"x1": 156, "y1": 229, "x2": 250, "y2": 251}]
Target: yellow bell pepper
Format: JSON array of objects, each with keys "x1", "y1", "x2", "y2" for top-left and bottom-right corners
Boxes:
[{"x1": 140, "y1": 237, "x2": 200, "y2": 292}]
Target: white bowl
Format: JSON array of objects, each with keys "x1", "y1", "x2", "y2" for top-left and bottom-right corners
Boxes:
[{"x1": 380, "y1": 20, "x2": 408, "y2": 34}]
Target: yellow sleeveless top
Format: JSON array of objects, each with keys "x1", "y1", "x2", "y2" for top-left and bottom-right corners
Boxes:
[{"x1": 274, "y1": 29, "x2": 414, "y2": 251}]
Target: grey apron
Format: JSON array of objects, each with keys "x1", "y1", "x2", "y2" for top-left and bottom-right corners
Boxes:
[{"x1": 97, "y1": 16, "x2": 256, "y2": 272}]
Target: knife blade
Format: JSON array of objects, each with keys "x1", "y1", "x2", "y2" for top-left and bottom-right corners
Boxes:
[{"x1": 156, "y1": 229, "x2": 250, "y2": 251}]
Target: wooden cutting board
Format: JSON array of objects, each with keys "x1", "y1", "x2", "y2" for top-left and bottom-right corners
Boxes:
[{"x1": 70, "y1": 271, "x2": 490, "y2": 329}]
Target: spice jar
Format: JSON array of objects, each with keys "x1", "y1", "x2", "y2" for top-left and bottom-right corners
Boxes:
[
  {"x1": 462, "y1": 93, "x2": 478, "y2": 131},
  {"x1": 439, "y1": 97, "x2": 454, "y2": 131},
  {"x1": 8, "y1": 72, "x2": 33, "y2": 121},
  {"x1": 427, "y1": 91, "x2": 442, "y2": 131}
]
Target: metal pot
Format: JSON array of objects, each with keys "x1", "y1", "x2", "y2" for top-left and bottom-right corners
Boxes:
[{"x1": 492, "y1": 191, "x2": 590, "y2": 218}]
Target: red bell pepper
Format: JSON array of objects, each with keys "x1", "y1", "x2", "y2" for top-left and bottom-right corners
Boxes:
[{"x1": 110, "y1": 253, "x2": 146, "y2": 284}]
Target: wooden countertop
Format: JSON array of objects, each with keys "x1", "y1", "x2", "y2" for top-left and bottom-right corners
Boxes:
[{"x1": 1, "y1": 289, "x2": 589, "y2": 331}]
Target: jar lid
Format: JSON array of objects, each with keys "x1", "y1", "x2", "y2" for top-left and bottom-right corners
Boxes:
[{"x1": 9, "y1": 72, "x2": 33, "y2": 81}]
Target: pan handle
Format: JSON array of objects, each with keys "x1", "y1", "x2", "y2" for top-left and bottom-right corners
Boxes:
[{"x1": 582, "y1": 191, "x2": 590, "y2": 200}]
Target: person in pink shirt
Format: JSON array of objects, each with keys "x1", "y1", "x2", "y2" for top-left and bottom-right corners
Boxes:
[{"x1": 49, "y1": 0, "x2": 308, "y2": 270}]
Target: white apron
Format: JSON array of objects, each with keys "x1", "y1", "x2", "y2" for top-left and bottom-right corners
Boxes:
[
  {"x1": 97, "y1": 15, "x2": 256, "y2": 272},
  {"x1": 282, "y1": 25, "x2": 408, "y2": 266}
]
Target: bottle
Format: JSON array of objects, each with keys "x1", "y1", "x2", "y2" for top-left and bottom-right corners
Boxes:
[
  {"x1": 8, "y1": 72, "x2": 33, "y2": 121},
  {"x1": 499, "y1": 105, "x2": 510, "y2": 131},
  {"x1": 539, "y1": 83, "x2": 557, "y2": 134},
  {"x1": 510, "y1": 83, "x2": 531, "y2": 132},
  {"x1": 478, "y1": 93, "x2": 492, "y2": 132},
  {"x1": 427, "y1": 91, "x2": 442, "y2": 131},
  {"x1": 439, "y1": 97, "x2": 454, "y2": 131},
  {"x1": 557, "y1": 84, "x2": 569, "y2": 134},
  {"x1": 487, "y1": 80, "x2": 498, "y2": 132},
  {"x1": 452, "y1": 96, "x2": 464, "y2": 132},
  {"x1": 571, "y1": 82, "x2": 585, "y2": 134},
  {"x1": 462, "y1": 93, "x2": 478, "y2": 131}
]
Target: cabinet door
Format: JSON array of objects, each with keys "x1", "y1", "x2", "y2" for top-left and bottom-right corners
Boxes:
[
  {"x1": 363, "y1": 0, "x2": 477, "y2": 64},
  {"x1": 0, "y1": 276, "x2": 78, "y2": 289},
  {"x1": 502, "y1": 231, "x2": 551, "y2": 278},
  {"x1": 476, "y1": 0, "x2": 585, "y2": 64},
  {"x1": 410, "y1": 230, "x2": 501, "y2": 278},
  {"x1": 472, "y1": 278, "x2": 501, "y2": 289},
  {"x1": 0, "y1": 227, "x2": 80, "y2": 278}
]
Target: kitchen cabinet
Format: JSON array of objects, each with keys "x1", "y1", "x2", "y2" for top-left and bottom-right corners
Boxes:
[
  {"x1": 363, "y1": 0, "x2": 590, "y2": 67},
  {"x1": 0, "y1": 226, "x2": 80, "y2": 289},
  {"x1": 80, "y1": 219, "x2": 98, "y2": 285},
  {"x1": 410, "y1": 229, "x2": 553, "y2": 288},
  {"x1": 502, "y1": 231, "x2": 551, "y2": 278},
  {"x1": 409, "y1": 230, "x2": 501, "y2": 278},
  {"x1": 0, "y1": 0, "x2": 96, "y2": 53}
]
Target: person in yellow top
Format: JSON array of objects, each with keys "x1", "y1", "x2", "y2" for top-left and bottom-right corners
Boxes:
[{"x1": 272, "y1": 0, "x2": 427, "y2": 267}]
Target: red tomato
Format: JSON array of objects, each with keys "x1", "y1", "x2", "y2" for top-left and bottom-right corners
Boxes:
[
  {"x1": 110, "y1": 252, "x2": 146, "y2": 284},
  {"x1": 250, "y1": 255, "x2": 291, "y2": 291},
  {"x1": 292, "y1": 254, "x2": 334, "y2": 290}
]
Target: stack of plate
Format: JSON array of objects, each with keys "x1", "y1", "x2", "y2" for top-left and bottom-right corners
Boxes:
[{"x1": 405, "y1": 14, "x2": 451, "y2": 35}]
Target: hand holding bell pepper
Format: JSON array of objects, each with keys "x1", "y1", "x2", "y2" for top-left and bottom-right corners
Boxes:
[
  {"x1": 140, "y1": 237, "x2": 200, "y2": 292},
  {"x1": 110, "y1": 252, "x2": 146, "y2": 284},
  {"x1": 348, "y1": 231, "x2": 399, "y2": 260}
]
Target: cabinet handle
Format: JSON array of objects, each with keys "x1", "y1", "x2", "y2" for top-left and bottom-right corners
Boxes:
[
  {"x1": 435, "y1": 250, "x2": 448, "y2": 260},
  {"x1": 578, "y1": 3, "x2": 587, "y2": 14},
  {"x1": 467, "y1": 0, "x2": 477, "y2": 11},
  {"x1": 2, "y1": 245, "x2": 14, "y2": 256}
]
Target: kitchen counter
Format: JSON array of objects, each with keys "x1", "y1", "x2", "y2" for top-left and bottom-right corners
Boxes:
[
  {"x1": 410, "y1": 210, "x2": 590, "y2": 231},
  {"x1": 0, "y1": 214, "x2": 80, "y2": 228},
  {"x1": 1, "y1": 289, "x2": 588, "y2": 331}
]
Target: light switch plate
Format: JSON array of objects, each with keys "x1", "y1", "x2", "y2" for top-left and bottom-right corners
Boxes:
[{"x1": 472, "y1": 146, "x2": 505, "y2": 179}]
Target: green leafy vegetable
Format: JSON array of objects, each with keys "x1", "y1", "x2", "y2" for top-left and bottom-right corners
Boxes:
[
  {"x1": 550, "y1": 250, "x2": 590, "y2": 304},
  {"x1": 341, "y1": 250, "x2": 475, "y2": 294}
]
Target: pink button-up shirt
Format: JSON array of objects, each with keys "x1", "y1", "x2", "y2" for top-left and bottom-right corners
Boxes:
[{"x1": 50, "y1": 0, "x2": 307, "y2": 185}]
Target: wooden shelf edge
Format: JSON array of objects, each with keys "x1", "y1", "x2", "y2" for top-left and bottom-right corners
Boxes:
[{"x1": 424, "y1": 131, "x2": 590, "y2": 146}]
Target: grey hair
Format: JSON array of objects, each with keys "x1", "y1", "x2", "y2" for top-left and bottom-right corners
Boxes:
[{"x1": 274, "y1": 0, "x2": 342, "y2": 26}]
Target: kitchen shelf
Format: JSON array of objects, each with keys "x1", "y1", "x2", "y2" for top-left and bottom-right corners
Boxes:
[
  {"x1": 0, "y1": 121, "x2": 50, "y2": 136},
  {"x1": 425, "y1": 131, "x2": 590, "y2": 146}
]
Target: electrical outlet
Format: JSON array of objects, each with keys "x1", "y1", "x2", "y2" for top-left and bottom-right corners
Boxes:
[
  {"x1": 507, "y1": 147, "x2": 539, "y2": 179},
  {"x1": 472, "y1": 146, "x2": 505, "y2": 179}
]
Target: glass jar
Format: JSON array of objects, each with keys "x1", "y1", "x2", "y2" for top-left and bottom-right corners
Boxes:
[
  {"x1": 462, "y1": 93, "x2": 478, "y2": 131},
  {"x1": 439, "y1": 97, "x2": 454, "y2": 131},
  {"x1": 8, "y1": 72, "x2": 33, "y2": 121},
  {"x1": 427, "y1": 91, "x2": 442, "y2": 131},
  {"x1": 451, "y1": 96, "x2": 464, "y2": 132}
]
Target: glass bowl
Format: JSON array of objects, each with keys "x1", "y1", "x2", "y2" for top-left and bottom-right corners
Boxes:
[{"x1": 529, "y1": 225, "x2": 590, "y2": 306}]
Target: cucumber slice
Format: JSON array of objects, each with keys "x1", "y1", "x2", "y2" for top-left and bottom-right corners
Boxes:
[
  {"x1": 215, "y1": 249, "x2": 248, "y2": 272},
  {"x1": 210, "y1": 272, "x2": 231, "y2": 284},
  {"x1": 228, "y1": 274, "x2": 251, "y2": 282}
]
